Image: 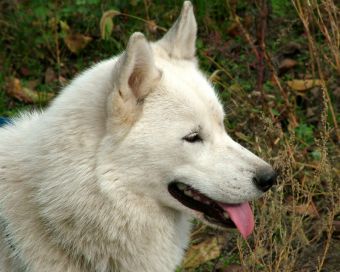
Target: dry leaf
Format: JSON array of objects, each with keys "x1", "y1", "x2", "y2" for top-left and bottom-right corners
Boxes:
[
  {"x1": 287, "y1": 198, "x2": 319, "y2": 218},
  {"x1": 279, "y1": 42, "x2": 301, "y2": 56},
  {"x1": 287, "y1": 79, "x2": 324, "y2": 92},
  {"x1": 279, "y1": 58, "x2": 297, "y2": 72},
  {"x1": 20, "y1": 67, "x2": 30, "y2": 76},
  {"x1": 209, "y1": 69, "x2": 222, "y2": 83},
  {"x1": 60, "y1": 20, "x2": 70, "y2": 33},
  {"x1": 146, "y1": 20, "x2": 158, "y2": 33},
  {"x1": 60, "y1": 20, "x2": 92, "y2": 54},
  {"x1": 100, "y1": 9, "x2": 120, "y2": 40},
  {"x1": 58, "y1": 76, "x2": 68, "y2": 87},
  {"x1": 6, "y1": 77, "x2": 54, "y2": 104},
  {"x1": 226, "y1": 21, "x2": 240, "y2": 37},
  {"x1": 26, "y1": 79, "x2": 40, "y2": 90},
  {"x1": 45, "y1": 67, "x2": 57, "y2": 84},
  {"x1": 64, "y1": 33, "x2": 92, "y2": 54},
  {"x1": 333, "y1": 221, "x2": 340, "y2": 233},
  {"x1": 235, "y1": 131, "x2": 251, "y2": 144},
  {"x1": 182, "y1": 236, "x2": 225, "y2": 269},
  {"x1": 221, "y1": 264, "x2": 244, "y2": 272}
]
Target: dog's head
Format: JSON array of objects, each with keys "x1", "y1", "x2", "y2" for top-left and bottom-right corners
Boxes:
[{"x1": 98, "y1": 1, "x2": 276, "y2": 238}]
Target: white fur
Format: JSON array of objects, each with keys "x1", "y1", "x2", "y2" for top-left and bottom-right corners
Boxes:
[{"x1": 0, "y1": 2, "x2": 272, "y2": 271}]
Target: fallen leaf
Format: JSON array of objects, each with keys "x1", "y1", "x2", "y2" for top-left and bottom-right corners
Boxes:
[
  {"x1": 279, "y1": 58, "x2": 297, "y2": 72},
  {"x1": 286, "y1": 198, "x2": 319, "y2": 218},
  {"x1": 60, "y1": 20, "x2": 70, "y2": 33},
  {"x1": 60, "y1": 20, "x2": 92, "y2": 54},
  {"x1": 100, "y1": 9, "x2": 120, "y2": 40},
  {"x1": 287, "y1": 79, "x2": 324, "y2": 92},
  {"x1": 333, "y1": 221, "x2": 340, "y2": 233},
  {"x1": 146, "y1": 20, "x2": 158, "y2": 33},
  {"x1": 64, "y1": 33, "x2": 92, "y2": 54},
  {"x1": 182, "y1": 236, "x2": 225, "y2": 269},
  {"x1": 26, "y1": 79, "x2": 40, "y2": 90},
  {"x1": 20, "y1": 67, "x2": 30, "y2": 76},
  {"x1": 227, "y1": 21, "x2": 240, "y2": 37},
  {"x1": 220, "y1": 264, "x2": 244, "y2": 272},
  {"x1": 306, "y1": 106, "x2": 317, "y2": 117},
  {"x1": 6, "y1": 77, "x2": 54, "y2": 104},
  {"x1": 58, "y1": 76, "x2": 68, "y2": 86},
  {"x1": 228, "y1": 83, "x2": 243, "y2": 93},
  {"x1": 45, "y1": 67, "x2": 57, "y2": 84},
  {"x1": 333, "y1": 86, "x2": 340, "y2": 98},
  {"x1": 235, "y1": 131, "x2": 252, "y2": 144},
  {"x1": 279, "y1": 42, "x2": 302, "y2": 56}
]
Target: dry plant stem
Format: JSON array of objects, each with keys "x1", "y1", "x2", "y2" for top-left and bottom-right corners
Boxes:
[
  {"x1": 316, "y1": 210, "x2": 335, "y2": 272},
  {"x1": 211, "y1": 236, "x2": 232, "y2": 272},
  {"x1": 143, "y1": 0, "x2": 150, "y2": 21},
  {"x1": 292, "y1": 0, "x2": 340, "y2": 141},
  {"x1": 255, "y1": 0, "x2": 269, "y2": 106},
  {"x1": 119, "y1": 12, "x2": 167, "y2": 32},
  {"x1": 314, "y1": 0, "x2": 340, "y2": 73},
  {"x1": 232, "y1": 15, "x2": 259, "y2": 60},
  {"x1": 229, "y1": 2, "x2": 292, "y2": 117},
  {"x1": 315, "y1": 89, "x2": 336, "y2": 271},
  {"x1": 204, "y1": 54, "x2": 235, "y2": 81},
  {"x1": 264, "y1": 52, "x2": 292, "y2": 110},
  {"x1": 53, "y1": 15, "x2": 61, "y2": 83},
  {"x1": 236, "y1": 238, "x2": 246, "y2": 271}
]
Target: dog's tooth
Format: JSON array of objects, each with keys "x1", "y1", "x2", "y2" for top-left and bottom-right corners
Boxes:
[
  {"x1": 193, "y1": 195, "x2": 201, "y2": 201},
  {"x1": 177, "y1": 183, "x2": 186, "y2": 191},
  {"x1": 223, "y1": 212, "x2": 229, "y2": 218},
  {"x1": 184, "y1": 190, "x2": 193, "y2": 197}
]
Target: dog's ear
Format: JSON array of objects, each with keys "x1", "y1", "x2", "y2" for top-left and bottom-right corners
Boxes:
[
  {"x1": 115, "y1": 32, "x2": 161, "y2": 101},
  {"x1": 157, "y1": 1, "x2": 197, "y2": 60},
  {"x1": 108, "y1": 33, "x2": 161, "y2": 127}
]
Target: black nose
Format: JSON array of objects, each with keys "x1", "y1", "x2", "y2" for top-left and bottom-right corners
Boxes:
[{"x1": 253, "y1": 168, "x2": 277, "y2": 192}]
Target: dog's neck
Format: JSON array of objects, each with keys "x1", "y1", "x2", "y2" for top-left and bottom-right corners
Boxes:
[{"x1": 38, "y1": 183, "x2": 192, "y2": 271}]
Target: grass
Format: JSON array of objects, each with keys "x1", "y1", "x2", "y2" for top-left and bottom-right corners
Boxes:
[{"x1": 0, "y1": 0, "x2": 339, "y2": 271}]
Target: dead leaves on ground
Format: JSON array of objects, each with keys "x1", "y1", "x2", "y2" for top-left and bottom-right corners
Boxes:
[
  {"x1": 64, "y1": 33, "x2": 92, "y2": 54},
  {"x1": 60, "y1": 21, "x2": 92, "y2": 54},
  {"x1": 182, "y1": 235, "x2": 227, "y2": 269},
  {"x1": 287, "y1": 79, "x2": 324, "y2": 92},
  {"x1": 278, "y1": 58, "x2": 298, "y2": 73},
  {"x1": 6, "y1": 77, "x2": 54, "y2": 104},
  {"x1": 286, "y1": 196, "x2": 319, "y2": 218}
]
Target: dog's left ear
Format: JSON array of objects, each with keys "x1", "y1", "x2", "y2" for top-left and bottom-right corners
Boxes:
[
  {"x1": 115, "y1": 32, "x2": 161, "y2": 101},
  {"x1": 157, "y1": 1, "x2": 197, "y2": 60},
  {"x1": 108, "y1": 33, "x2": 161, "y2": 129}
]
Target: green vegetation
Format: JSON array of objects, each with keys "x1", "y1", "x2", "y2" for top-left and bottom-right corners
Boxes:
[{"x1": 0, "y1": 0, "x2": 339, "y2": 271}]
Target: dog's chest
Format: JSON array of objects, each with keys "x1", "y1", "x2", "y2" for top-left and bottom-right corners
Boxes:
[{"x1": 69, "y1": 211, "x2": 192, "y2": 272}]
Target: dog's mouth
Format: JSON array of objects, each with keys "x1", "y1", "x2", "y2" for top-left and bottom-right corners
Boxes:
[{"x1": 168, "y1": 182, "x2": 254, "y2": 239}]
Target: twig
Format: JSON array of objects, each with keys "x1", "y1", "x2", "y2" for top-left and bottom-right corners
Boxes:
[
  {"x1": 292, "y1": 0, "x2": 339, "y2": 142},
  {"x1": 119, "y1": 12, "x2": 167, "y2": 32},
  {"x1": 316, "y1": 210, "x2": 335, "y2": 272},
  {"x1": 264, "y1": 52, "x2": 292, "y2": 110},
  {"x1": 255, "y1": 0, "x2": 269, "y2": 106},
  {"x1": 230, "y1": 1, "x2": 292, "y2": 116}
]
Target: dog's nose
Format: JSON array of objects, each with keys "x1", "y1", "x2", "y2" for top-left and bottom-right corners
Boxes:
[{"x1": 253, "y1": 168, "x2": 277, "y2": 192}]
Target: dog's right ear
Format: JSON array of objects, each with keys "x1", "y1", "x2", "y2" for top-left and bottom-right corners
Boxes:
[
  {"x1": 108, "y1": 32, "x2": 161, "y2": 128},
  {"x1": 157, "y1": 1, "x2": 197, "y2": 60}
]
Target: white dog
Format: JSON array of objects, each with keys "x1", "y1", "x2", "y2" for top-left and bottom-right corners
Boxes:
[{"x1": 0, "y1": 1, "x2": 276, "y2": 271}]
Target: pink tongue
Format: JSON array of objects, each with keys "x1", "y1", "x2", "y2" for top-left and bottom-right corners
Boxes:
[{"x1": 219, "y1": 202, "x2": 254, "y2": 239}]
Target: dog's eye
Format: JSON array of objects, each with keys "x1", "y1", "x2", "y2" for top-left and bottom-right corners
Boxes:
[{"x1": 183, "y1": 132, "x2": 202, "y2": 143}]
